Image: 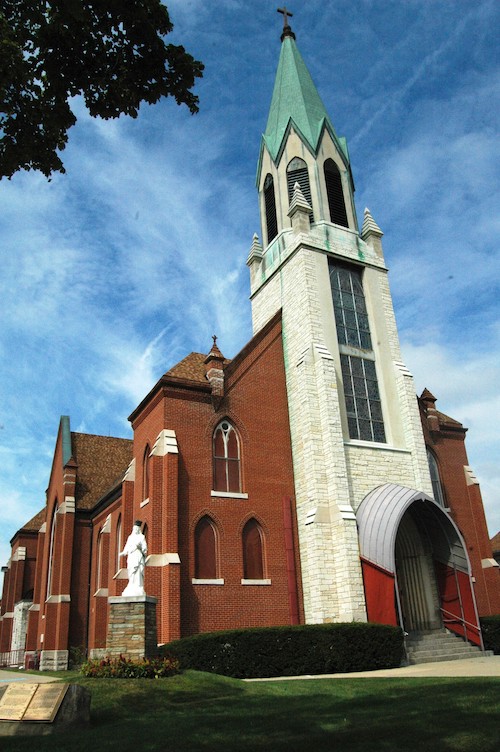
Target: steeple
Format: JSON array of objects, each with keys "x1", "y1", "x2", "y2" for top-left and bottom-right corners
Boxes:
[
  {"x1": 262, "y1": 22, "x2": 346, "y2": 166},
  {"x1": 255, "y1": 12, "x2": 357, "y2": 248}
]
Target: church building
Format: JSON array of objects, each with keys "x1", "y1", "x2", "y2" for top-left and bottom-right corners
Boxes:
[{"x1": 1, "y1": 16, "x2": 498, "y2": 671}]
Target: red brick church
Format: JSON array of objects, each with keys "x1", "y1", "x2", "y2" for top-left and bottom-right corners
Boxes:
[{"x1": 1, "y1": 17, "x2": 498, "y2": 670}]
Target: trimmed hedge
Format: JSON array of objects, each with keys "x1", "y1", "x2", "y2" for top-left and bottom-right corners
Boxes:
[
  {"x1": 480, "y1": 616, "x2": 500, "y2": 654},
  {"x1": 162, "y1": 623, "x2": 404, "y2": 679}
]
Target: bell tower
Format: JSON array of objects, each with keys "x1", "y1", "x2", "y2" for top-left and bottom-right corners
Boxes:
[{"x1": 247, "y1": 12, "x2": 432, "y2": 624}]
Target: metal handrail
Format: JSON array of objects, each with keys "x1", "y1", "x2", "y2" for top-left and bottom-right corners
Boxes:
[{"x1": 440, "y1": 605, "x2": 484, "y2": 651}]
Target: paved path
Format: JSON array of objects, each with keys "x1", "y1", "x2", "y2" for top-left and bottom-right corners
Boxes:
[
  {"x1": 247, "y1": 656, "x2": 500, "y2": 681},
  {"x1": 1, "y1": 656, "x2": 499, "y2": 684},
  {"x1": 0, "y1": 670, "x2": 58, "y2": 684}
]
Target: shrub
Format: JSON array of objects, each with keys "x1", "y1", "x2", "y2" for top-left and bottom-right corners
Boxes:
[
  {"x1": 480, "y1": 616, "x2": 500, "y2": 654},
  {"x1": 81, "y1": 654, "x2": 180, "y2": 679},
  {"x1": 69, "y1": 645, "x2": 88, "y2": 669},
  {"x1": 162, "y1": 623, "x2": 403, "y2": 679}
]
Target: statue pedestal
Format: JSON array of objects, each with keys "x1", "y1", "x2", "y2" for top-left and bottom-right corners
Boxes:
[{"x1": 106, "y1": 596, "x2": 158, "y2": 660}]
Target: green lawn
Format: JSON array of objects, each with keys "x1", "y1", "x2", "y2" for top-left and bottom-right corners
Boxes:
[{"x1": 1, "y1": 670, "x2": 499, "y2": 751}]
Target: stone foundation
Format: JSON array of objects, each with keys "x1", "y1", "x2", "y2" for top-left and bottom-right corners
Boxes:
[
  {"x1": 39, "y1": 649, "x2": 69, "y2": 671},
  {"x1": 106, "y1": 596, "x2": 158, "y2": 660}
]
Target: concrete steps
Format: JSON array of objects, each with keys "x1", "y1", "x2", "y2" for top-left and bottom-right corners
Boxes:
[{"x1": 405, "y1": 630, "x2": 493, "y2": 665}]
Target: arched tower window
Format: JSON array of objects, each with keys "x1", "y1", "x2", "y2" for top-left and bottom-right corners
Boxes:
[
  {"x1": 195, "y1": 516, "x2": 218, "y2": 579},
  {"x1": 264, "y1": 173, "x2": 278, "y2": 244},
  {"x1": 324, "y1": 159, "x2": 348, "y2": 227},
  {"x1": 213, "y1": 420, "x2": 241, "y2": 493},
  {"x1": 287, "y1": 157, "x2": 314, "y2": 222},
  {"x1": 143, "y1": 444, "x2": 151, "y2": 500},
  {"x1": 242, "y1": 519, "x2": 265, "y2": 580},
  {"x1": 329, "y1": 260, "x2": 386, "y2": 443},
  {"x1": 427, "y1": 449, "x2": 446, "y2": 507}
]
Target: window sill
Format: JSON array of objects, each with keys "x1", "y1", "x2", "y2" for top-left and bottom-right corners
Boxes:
[
  {"x1": 93, "y1": 588, "x2": 109, "y2": 597},
  {"x1": 192, "y1": 578, "x2": 224, "y2": 585},
  {"x1": 45, "y1": 594, "x2": 71, "y2": 604},
  {"x1": 241, "y1": 579, "x2": 271, "y2": 586},
  {"x1": 210, "y1": 491, "x2": 248, "y2": 499},
  {"x1": 343, "y1": 439, "x2": 410, "y2": 453}
]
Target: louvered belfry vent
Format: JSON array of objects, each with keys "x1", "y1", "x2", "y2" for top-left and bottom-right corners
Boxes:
[
  {"x1": 324, "y1": 159, "x2": 348, "y2": 228},
  {"x1": 264, "y1": 174, "x2": 278, "y2": 243},
  {"x1": 287, "y1": 157, "x2": 314, "y2": 222}
]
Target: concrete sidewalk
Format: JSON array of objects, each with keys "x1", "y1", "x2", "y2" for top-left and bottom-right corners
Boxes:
[
  {"x1": 247, "y1": 655, "x2": 500, "y2": 681},
  {"x1": 0, "y1": 670, "x2": 58, "y2": 684},
  {"x1": 1, "y1": 656, "x2": 499, "y2": 684}
]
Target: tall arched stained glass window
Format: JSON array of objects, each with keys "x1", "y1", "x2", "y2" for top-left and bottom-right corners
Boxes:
[
  {"x1": 195, "y1": 516, "x2": 218, "y2": 580},
  {"x1": 427, "y1": 448, "x2": 446, "y2": 507},
  {"x1": 242, "y1": 519, "x2": 264, "y2": 580},
  {"x1": 116, "y1": 514, "x2": 122, "y2": 573},
  {"x1": 46, "y1": 503, "x2": 57, "y2": 597},
  {"x1": 329, "y1": 260, "x2": 386, "y2": 443},
  {"x1": 213, "y1": 421, "x2": 241, "y2": 493},
  {"x1": 143, "y1": 444, "x2": 151, "y2": 500}
]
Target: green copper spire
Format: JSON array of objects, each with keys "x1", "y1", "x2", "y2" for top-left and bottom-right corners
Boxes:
[{"x1": 262, "y1": 30, "x2": 348, "y2": 166}]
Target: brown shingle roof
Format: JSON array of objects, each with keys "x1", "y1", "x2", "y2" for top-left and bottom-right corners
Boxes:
[
  {"x1": 165, "y1": 352, "x2": 231, "y2": 383},
  {"x1": 21, "y1": 508, "x2": 46, "y2": 532},
  {"x1": 436, "y1": 410, "x2": 464, "y2": 429},
  {"x1": 72, "y1": 433, "x2": 133, "y2": 510},
  {"x1": 166, "y1": 352, "x2": 207, "y2": 382},
  {"x1": 491, "y1": 532, "x2": 500, "y2": 554}
]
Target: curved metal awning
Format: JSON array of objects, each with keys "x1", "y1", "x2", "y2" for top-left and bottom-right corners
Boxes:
[{"x1": 356, "y1": 482, "x2": 467, "y2": 574}]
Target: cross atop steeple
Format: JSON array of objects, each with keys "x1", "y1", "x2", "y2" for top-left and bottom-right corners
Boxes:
[
  {"x1": 277, "y1": 6, "x2": 296, "y2": 40},
  {"x1": 278, "y1": 6, "x2": 293, "y2": 27}
]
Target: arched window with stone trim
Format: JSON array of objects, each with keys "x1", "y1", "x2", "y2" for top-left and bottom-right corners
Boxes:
[
  {"x1": 46, "y1": 502, "x2": 58, "y2": 597},
  {"x1": 286, "y1": 157, "x2": 313, "y2": 221},
  {"x1": 96, "y1": 528, "x2": 105, "y2": 590},
  {"x1": 194, "y1": 516, "x2": 218, "y2": 580},
  {"x1": 242, "y1": 518, "x2": 265, "y2": 580},
  {"x1": 264, "y1": 173, "x2": 278, "y2": 244},
  {"x1": 213, "y1": 420, "x2": 241, "y2": 493},
  {"x1": 324, "y1": 158, "x2": 348, "y2": 227},
  {"x1": 427, "y1": 448, "x2": 446, "y2": 507},
  {"x1": 116, "y1": 514, "x2": 122, "y2": 573},
  {"x1": 143, "y1": 444, "x2": 151, "y2": 500}
]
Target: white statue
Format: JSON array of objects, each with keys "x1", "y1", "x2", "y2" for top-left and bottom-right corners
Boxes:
[{"x1": 119, "y1": 520, "x2": 147, "y2": 596}]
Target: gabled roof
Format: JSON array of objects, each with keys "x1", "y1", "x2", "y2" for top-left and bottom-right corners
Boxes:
[
  {"x1": 71, "y1": 433, "x2": 133, "y2": 510},
  {"x1": 165, "y1": 352, "x2": 230, "y2": 384},
  {"x1": 10, "y1": 507, "x2": 47, "y2": 544},
  {"x1": 21, "y1": 508, "x2": 46, "y2": 532},
  {"x1": 262, "y1": 34, "x2": 347, "y2": 166},
  {"x1": 490, "y1": 531, "x2": 500, "y2": 554}
]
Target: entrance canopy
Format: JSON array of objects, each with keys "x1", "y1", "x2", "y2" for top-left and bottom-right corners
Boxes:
[
  {"x1": 357, "y1": 483, "x2": 434, "y2": 573},
  {"x1": 357, "y1": 483, "x2": 469, "y2": 574},
  {"x1": 357, "y1": 483, "x2": 480, "y2": 643}
]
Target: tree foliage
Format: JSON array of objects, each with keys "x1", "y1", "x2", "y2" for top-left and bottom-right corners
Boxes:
[{"x1": 0, "y1": 1, "x2": 204, "y2": 179}]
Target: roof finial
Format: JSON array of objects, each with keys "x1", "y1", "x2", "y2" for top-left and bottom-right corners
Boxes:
[
  {"x1": 212, "y1": 334, "x2": 217, "y2": 346},
  {"x1": 277, "y1": 6, "x2": 296, "y2": 41}
]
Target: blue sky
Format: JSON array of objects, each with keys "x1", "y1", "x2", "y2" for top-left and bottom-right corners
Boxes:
[{"x1": 1, "y1": 0, "x2": 499, "y2": 582}]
